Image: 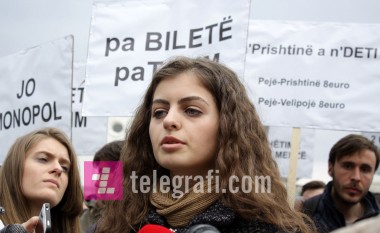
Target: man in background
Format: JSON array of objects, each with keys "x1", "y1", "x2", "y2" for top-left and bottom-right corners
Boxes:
[
  {"x1": 303, "y1": 134, "x2": 380, "y2": 232},
  {"x1": 301, "y1": 180, "x2": 326, "y2": 200}
]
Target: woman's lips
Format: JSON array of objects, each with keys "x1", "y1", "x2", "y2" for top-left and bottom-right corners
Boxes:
[
  {"x1": 161, "y1": 135, "x2": 185, "y2": 145},
  {"x1": 44, "y1": 179, "x2": 60, "y2": 188},
  {"x1": 161, "y1": 136, "x2": 185, "y2": 152}
]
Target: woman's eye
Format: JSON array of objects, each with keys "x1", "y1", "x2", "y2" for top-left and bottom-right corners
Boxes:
[
  {"x1": 62, "y1": 166, "x2": 69, "y2": 173},
  {"x1": 185, "y1": 108, "x2": 202, "y2": 116},
  {"x1": 153, "y1": 109, "x2": 167, "y2": 119},
  {"x1": 38, "y1": 157, "x2": 48, "y2": 162}
]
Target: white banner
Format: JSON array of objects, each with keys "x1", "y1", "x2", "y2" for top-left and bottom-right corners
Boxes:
[
  {"x1": 0, "y1": 36, "x2": 73, "y2": 164},
  {"x1": 245, "y1": 20, "x2": 380, "y2": 132},
  {"x1": 72, "y1": 62, "x2": 108, "y2": 156},
  {"x1": 83, "y1": 0, "x2": 250, "y2": 116},
  {"x1": 267, "y1": 127, "x2": 315, "y2": 178}
]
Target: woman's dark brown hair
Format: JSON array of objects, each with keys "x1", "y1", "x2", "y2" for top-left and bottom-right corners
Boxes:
[{"x1": 96, "y1": 57, "x2": 315, "y2": 233}]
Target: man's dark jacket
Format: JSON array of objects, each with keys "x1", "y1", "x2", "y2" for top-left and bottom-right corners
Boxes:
[{"x1": 303, "y1": 181, "x2": 380, "y2": 232}]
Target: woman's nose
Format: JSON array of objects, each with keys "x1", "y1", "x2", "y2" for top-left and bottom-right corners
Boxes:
[
  {"x1": 163, "y1": 109, "x2": 181, "y2": 130},
  {"x1": 50, "y1": 162, "x2": 63, "y2": 176}
]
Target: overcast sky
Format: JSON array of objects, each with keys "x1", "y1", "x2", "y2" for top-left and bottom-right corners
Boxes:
[{"x1": 1, "y1": 0, "x2": 379, "y2": 60}]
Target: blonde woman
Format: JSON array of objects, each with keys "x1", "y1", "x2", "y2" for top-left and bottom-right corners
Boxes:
[{"x1": 0, "y1": 127, "x2": 83, "y2": 233}]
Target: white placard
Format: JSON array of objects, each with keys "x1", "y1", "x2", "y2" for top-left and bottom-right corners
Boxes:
[
  {"x1": 83, "y1": 0, "x2": 250, "y2": 116},
  {"x1": 72, "y1": 62, "x2": 108, "y2": 156},
  {"x1": 362, "y1": 132, "x2": 380, "y2": 175},
  {"x1": 267, "y1": 127, "x2": 315, "y2": 178},
  {"x1": 245, "y1": 20, "x2": 380, "y2": 132},
  {"x1": 362, "y1": 132, "x2": 380, "y2": 149},
  {"x1": 0, "y1": 36, "x2": 73, "y2": 164}
]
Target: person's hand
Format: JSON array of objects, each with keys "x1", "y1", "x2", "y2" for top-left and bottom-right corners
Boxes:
[{"x1": 21, "y1": 216, "x2": 39, "y2": 233}]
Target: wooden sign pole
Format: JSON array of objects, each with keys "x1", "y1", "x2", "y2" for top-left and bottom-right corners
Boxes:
[{"x1": 287, "y1": 127, "x2": 301, "y2": 208}]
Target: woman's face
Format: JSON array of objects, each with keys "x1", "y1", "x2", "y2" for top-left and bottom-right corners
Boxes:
[
  {"x1": 22, "y1": 137, "x2": 70, "y2": 212},
  {"x1": 149, "y1": 71, "x2": 219, "y2": 176}
]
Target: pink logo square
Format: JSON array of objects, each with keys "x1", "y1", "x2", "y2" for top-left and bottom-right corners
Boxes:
[{"x1": 84, "y1": 161, "x2": 123, "y2": 200}]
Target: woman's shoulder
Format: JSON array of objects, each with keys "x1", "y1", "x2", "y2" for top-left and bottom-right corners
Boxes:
[
  {"x1": 192, "y1": 201, "x2": 280, "y2": 233},
  {"x1": 147, "y1": 200, "x2": 282, "y2": 233},
  {"x1": 229, "y1": 216, "x2": 280, "y2": 233}
]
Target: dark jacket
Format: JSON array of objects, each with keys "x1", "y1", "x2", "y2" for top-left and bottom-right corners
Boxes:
[
  {"x1": 303, "y1": 181, "x2": 380, "y2": 233},
  {"x1": 87, "y1": 200, "x2": 282, "y2": 233},
  {"x1": 0, "y1": 224, "x2": 27, "y2": 233},
  {"x1": 146, "y1": 200, "x2": 280, "y2": 233}
]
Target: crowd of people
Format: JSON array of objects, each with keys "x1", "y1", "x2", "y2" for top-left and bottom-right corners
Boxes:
[{"x1": 0, "y1": 57, "x2": 379, "y2": 233}]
